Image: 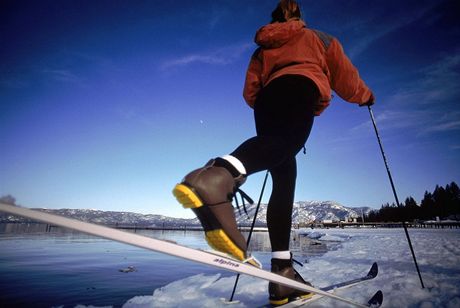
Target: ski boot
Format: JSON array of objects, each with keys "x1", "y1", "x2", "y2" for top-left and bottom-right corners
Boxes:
[
  {"x1": 269, "y1": 257, "x2": 313, "y2": 306},
  {"x1": 172, "y1": 159, "x2": 250, "y2": 262}
]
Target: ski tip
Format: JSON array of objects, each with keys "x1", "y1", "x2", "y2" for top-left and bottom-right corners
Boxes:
[
  {"x1": 368, "y1": 290, "x2": 383, "y2": 308},
  {"x1": 367, "y1": 262, "x2": 378, "y2": 278}
]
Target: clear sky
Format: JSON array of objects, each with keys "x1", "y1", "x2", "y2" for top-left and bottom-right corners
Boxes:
[{"x1": 1, "y1": 0, "x2": 459, "y2": 218}]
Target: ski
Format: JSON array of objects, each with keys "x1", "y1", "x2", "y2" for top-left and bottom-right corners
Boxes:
[
  {"x1": 276, "y1": 262, "x2": 382, "y2": 307},
  {"x1": 323, "y1": 262, "x2": 379, "y2": 291},
  {"x1": 0, "y1": 203, "x2": 378, "y2": 308}
]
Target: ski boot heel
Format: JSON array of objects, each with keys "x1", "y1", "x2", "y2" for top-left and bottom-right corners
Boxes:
[
  {"x1": 269, "y1": 297, "x2": 289, "y2": 306},
  {"x1": 299, "y1": 293, "x2": 314, "y2": 300},
  {"x1": 269, "y1": 293, "x2": 314, "y2": 307},
  {"x1": 173, "y1": 184, "x2": 203, "y2": 209}
]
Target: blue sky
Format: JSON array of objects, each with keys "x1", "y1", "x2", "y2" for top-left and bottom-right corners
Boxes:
[{"x1": 1, "y1": 0, "x2": 459, "y2": 218}]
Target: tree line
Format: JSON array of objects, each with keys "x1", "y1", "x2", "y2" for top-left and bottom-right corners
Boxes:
[{"x1": 365, "y1": 182, "x2": 460, "y2": 222}]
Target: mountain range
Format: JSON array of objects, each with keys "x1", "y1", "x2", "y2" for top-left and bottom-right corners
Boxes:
[
  {"x1": 0, "y1": 201, "x2": 371, "y2": 227},
  {"x1": 235, "y1": 201, "x2": 370, "y2": 227}
]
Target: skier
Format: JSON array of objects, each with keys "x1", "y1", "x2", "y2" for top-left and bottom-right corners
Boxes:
[{"x1": 173, "y1": 0, "x2": 374, "y2": 305}]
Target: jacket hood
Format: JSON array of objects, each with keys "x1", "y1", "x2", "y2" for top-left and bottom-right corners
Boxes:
[{"x1": 255, "y1": 19, "x2": 306, "y2": 49}]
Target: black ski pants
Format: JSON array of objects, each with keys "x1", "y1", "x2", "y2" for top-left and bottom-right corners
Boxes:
[{"x1": 231, "y1": 74, "x2": 318, "y2": 252}]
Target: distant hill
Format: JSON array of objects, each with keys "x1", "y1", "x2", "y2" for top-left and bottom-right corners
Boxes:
[
  {"x1": 0, "y1": 201, "x2": 371, "y2": 228},
  {"x1": 235, "y1": 201, "x2": 371, "y2": 227},
  {"x1": 0, "y1": 207, "x2": 195, "y2": 227}
]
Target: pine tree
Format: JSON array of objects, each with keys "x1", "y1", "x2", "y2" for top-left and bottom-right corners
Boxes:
[
  {"x1": 433, "y1": 185, "x2": 448, "y2": 218},
  {"x1": 404, "y1": 196, "x2": 419, "y2": 221},
  {"x1": 445, "y1": 182, "x2": 460, "y2": 218},
  {"x1": 364, "y1": 182, "x2": 460, "y2": 223},
  {"x1": 420, "y1": 191, "x2": 435, "y2": 220}
]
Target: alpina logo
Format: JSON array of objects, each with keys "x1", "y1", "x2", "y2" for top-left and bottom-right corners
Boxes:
[{"x1": 213, "y1": 258, "x2": 240, "y2": 268}]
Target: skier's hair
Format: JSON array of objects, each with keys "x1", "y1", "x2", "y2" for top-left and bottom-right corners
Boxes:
[{"x1": 271, "y1": 0, "x2": 302, "y2": 23}]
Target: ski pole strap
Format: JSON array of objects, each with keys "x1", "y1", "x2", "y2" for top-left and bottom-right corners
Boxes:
[
  {"x1": 292, "y1": 257, "x2": 304, "y2": 267},
  {"x1": 233, "y1": 188, "x2": 253, "y2": 219}
]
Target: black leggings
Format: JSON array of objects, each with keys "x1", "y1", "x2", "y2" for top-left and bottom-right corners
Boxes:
[{"x1": 231, "y1": 75, "x2": 318, "y2": 251}]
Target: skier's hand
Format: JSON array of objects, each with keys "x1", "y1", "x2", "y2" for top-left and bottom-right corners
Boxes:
[{"x1": 359, "y1": 93, "x2": 375, "y2": 107}]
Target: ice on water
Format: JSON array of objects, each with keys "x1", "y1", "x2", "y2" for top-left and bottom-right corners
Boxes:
[{"x1": 84, "y1": 228, "x2": 460, "y2": 307}]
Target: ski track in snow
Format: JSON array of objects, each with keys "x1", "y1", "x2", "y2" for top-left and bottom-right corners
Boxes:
[{"x1": 91, "y1": 229, "x2": 460, "y2": 308}]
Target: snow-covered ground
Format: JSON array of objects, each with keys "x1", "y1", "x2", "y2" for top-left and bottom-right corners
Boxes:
[{"x1": 122, "y1": 228, "x2": 460, "y2": 308}]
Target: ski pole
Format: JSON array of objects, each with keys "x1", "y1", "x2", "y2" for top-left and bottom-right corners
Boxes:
[
  {"x1": 229, "y1": 170, "x2": 270, "y2": 302},
  {"x1": 367, "y1": 105, "x2": 425, "y2": 289}
]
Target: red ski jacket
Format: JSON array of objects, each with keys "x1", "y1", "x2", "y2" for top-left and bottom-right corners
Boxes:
[{"x1": 243, "y1": 19, "x2": 373, "y2": 116}]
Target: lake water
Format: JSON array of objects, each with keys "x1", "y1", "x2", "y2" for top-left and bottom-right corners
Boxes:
[{"x1": 0, "y1": 223, "x2": 336, "y2": 308}]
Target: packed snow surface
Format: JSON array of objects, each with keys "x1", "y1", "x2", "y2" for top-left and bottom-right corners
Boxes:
[{"x1": 121, "y1": 228, "x2": 459, "y2": 308}]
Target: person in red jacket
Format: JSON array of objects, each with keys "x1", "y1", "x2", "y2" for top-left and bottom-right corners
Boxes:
[{"x1": 173, "y1": 0, "x2": 374, "y2": 305}]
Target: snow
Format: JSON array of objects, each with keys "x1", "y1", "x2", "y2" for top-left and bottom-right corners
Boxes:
[{"x1": 121, "y1": 228, "x2": 460, "y2": 307}]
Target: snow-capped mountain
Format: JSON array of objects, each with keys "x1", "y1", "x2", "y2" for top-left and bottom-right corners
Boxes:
[
  {"x1": 0, "y1": 207, "x2": 196, "y2": 227},
  {"x1": 0, "y1": 201, "x2": 371, "y2": 227},
  {"x1": 234, "y1": 201, "x2": 371, "y2": 227}
]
